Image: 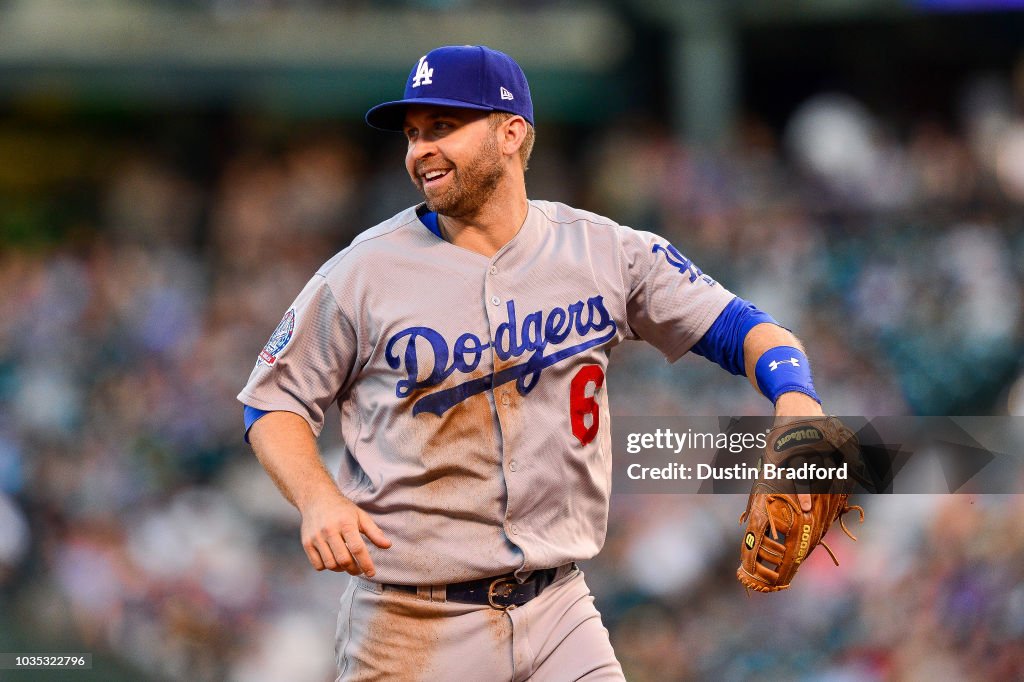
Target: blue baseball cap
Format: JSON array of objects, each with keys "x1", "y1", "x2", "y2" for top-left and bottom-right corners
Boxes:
[{"x1": 365, "y1": 45, "x2": 534, "y2": 131}]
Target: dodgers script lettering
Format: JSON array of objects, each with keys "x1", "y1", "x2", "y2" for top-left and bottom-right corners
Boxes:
[{"x1": 385, "y1": 296, "x2": 617, "y2": 416}]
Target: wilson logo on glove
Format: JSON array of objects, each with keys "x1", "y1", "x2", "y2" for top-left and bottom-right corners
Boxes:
[{"x1": 773, "y1": 426, "x2": 823, "y2": 452}]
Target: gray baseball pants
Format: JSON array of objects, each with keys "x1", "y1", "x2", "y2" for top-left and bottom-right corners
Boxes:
[{"x1": 335, "y1": 566, "x2": 625, "y2": 681}]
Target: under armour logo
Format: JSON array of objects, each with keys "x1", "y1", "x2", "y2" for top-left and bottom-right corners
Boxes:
[
  {"x1": 500, "y1": 87, "x2": 514, "y2": 101},
  {"x1": 769, "y1": 358, "x2": 800, "y2": 371},
  {"x1": 412, "y1": 56, "x2": 434, "y2": 87}
]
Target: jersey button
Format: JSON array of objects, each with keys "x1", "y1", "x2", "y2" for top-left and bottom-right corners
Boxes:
[
  {"x1": 510, "y1": 524, "x2": 520, "y2": 535},
  {"x1": 490, "y1": 295, "x2": 501, "y2": 305},
  {"x1": 489, "y1": 265, "x2": 498, "y2": 275},
  {"x1": 509, "y1": 460, "x2": 518, "y2": 472}
]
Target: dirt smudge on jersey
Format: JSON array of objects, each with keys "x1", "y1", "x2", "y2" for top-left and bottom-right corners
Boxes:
[
  {"x1": 416, "y1": 369, "x2": 501, "y2": 500},
  {"x1": 402, "y1": 368, "x2": 513, "y2": 580},
  {"x1": 420, "y1": 369, "x2": 498, "y2": 449}
]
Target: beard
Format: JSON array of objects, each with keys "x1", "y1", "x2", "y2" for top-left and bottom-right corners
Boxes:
[{"x1": 414, "y1": 135, "x2": 505, "y2": 219}]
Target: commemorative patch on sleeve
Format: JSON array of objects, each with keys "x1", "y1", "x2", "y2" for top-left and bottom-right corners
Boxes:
[{"x1": 259, "y1": 309, "x2": 295, "y2": 365}]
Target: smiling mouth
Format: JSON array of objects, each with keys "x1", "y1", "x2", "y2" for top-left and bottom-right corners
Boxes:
[{"x1": 421, "y1": 169, "x2": 451, "y2": 186}]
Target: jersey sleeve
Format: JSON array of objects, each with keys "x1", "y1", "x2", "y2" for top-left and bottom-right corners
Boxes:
[
  {"x1": 620, "y1": 227, "x2": 736, "y2": 362},
  {"x1": 236, "y1": 273, "x2": 357, "y2": 437}
]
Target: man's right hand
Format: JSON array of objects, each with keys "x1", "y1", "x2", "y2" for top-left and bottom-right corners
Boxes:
[
  {"x1": 247, "y1": 411, "x2": 392, "y2": 578},
  {"x1": 299, "y1": 492, "x2": 392, "y2": 577}
]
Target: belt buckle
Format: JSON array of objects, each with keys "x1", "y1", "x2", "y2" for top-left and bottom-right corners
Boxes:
[{"x1": 487, "y1": 577, "x2": 518, "y2": 610}]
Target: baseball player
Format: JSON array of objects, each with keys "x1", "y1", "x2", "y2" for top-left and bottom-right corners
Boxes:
[{"x1": 239, "y1": 45, "x2": 828, "y2": 681}]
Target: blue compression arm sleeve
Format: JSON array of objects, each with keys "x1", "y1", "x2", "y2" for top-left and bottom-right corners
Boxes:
[
  {"x1": 243, "y1": 405, "x2": 269, "y2": 444},
  {"x1": 690, "y1": 297, "x2": 777, "y2": 376}
]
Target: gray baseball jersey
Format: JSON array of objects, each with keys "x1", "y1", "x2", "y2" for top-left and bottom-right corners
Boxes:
[{"x1": 238, "y1": 199, "x2": 734, "y2": 586}]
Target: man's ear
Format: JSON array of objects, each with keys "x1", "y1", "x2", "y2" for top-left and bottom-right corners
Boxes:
[{"x1": 500, "y1": 116, "x2": 527, "y2": 157}]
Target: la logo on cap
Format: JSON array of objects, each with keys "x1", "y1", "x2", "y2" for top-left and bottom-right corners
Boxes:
[
  {"x1": 412, "y1": 56, "x2": 433, "y2": 87},
  {"x1": 500, "y1": 87, "x2": 514, "y2": 101}
]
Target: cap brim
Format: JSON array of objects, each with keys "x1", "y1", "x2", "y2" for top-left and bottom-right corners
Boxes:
[{"x1": 365, "y1": 98, "x2": 497, "y2": 131}]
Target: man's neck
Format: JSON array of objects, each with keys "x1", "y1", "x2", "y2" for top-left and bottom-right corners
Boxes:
[{"x1": 439, "y1": 190, "x2": 529, "y2": 258}]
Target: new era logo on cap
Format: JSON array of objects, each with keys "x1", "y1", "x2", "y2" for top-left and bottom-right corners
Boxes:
[{"x1": 365, "y1": 45, "x2": 534, "y2": 131}]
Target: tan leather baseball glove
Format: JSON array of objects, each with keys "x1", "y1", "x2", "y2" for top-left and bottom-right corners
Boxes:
[{"x1": 737, "y1": 416, "x2": 865, "y2": 593}]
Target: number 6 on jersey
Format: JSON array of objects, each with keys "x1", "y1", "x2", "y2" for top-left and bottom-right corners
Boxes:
[{"x1": 570, "y1": 365, "x2": 605, "y2": 446}]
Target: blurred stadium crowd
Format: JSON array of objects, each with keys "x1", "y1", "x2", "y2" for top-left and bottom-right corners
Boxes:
[{"x1": 1, "y1": 58, "x2": 1024, "y2": 681}]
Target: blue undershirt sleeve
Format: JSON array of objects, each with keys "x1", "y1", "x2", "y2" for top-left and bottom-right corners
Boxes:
[
  {"x1": 690, "y1": 297, "x2": 778, "y2": 376},
  {"x1": 243, "y1": 405, "x2": 269, "y2": 444},
  {"x1": 419, "y1": 209, "x2": 442, "y2": 238}
]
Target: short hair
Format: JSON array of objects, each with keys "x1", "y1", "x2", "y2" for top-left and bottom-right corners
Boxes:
[{"x1": 489, "y1": 112, "x2": 535, "y2": 171}]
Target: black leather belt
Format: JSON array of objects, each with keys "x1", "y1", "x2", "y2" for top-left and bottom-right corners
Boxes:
[{"x1": 383, "y1": 563, "x2": 575, "y2": 610}]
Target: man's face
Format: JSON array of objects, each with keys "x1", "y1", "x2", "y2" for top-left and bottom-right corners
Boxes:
[{"x1": 403, "y1": 106, "x2": 505, "y2": 219}]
